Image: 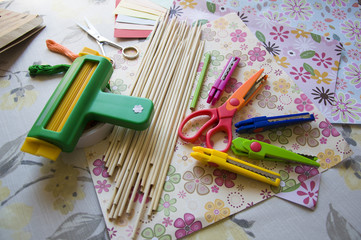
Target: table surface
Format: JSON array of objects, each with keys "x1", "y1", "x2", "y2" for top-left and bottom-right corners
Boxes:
[{"x1": 1, "y1": 0, "x2": 361, "y2": 239}]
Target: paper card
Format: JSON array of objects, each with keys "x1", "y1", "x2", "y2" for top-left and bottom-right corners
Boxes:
[
  {"x1": 114, "y1": 6, "x2": 160, "y2": 20},
  {"x1": 116, "y1": 14, "x2": 156, "y2": 26},
  {"x1": 115, "y1": 22, "x2": 155, "y2": 30},
  {"x1": 90, "y1": 13, "x2": 353, "y2": 239},
  {"x1": 115, "y1": 1, "x2": 165, "y2": 16},
  {"x1": 114, "y1": 28, "x2": 152, "y2": 38}
]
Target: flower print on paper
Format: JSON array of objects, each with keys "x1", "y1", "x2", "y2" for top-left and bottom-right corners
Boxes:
[
  {"x1": 95, "y1": 180, "x2": 111, "y2": 194},
  {"x1": 163, "y1": 165, "x2": 181, "y2": 192},
  {"x1": 336, "y1": 78, "x2": 347, "y2": 90},
  {"x1": 332, "y1": 8, "x2": 347, "y2": 20},
  {"x1": 294, "y1": 93, "x2": 314, "y2": 112},
  {"x1": 312, "y1": 20, "x2": 327, "y2": 32},
  {"x1": 291, "y1": 28, "x2": 309, "y2": 38},
  {"x1": 108, "y1": 227, "x2": 117, "y2": 239},
  {"x1": 283, "y1": 46, "x2": 299, "y2": 60},
  {"x1": 226, "y1": 50, "x2": 248, "y2": 68},
  {"x1": 317, "y1": 149, "x2": 341, "y2": 169},
  {"x1": 204, "y1": 199, "x2": 230, "y2": 223},
  {"x1": 141, "y1": 223, "x2": 171, "y2": 240},
  {"x1": 341, "y1": 20, "x2": 361, "y2": 42},
  {"x1": 311, "y1": 70, "x2": 332, "y2": 85},
  {"x1": 162, "y1": 217, "x2": 173, "y2": 227},
  {"x1": 294, "y1": 37, "x2": 316, "y2": 52},
  {"x1": 281, "y1": 0, "x2": 313, "y2": 21},
  {"x1": 249, "y1": 134, "x2": 271, "y2": 144},
  {"x1": 270, "y1": 26, "x2": 289, "y2": 42},
  {"x1": 260, "y1": 189, "x2": 272, "y2": 199},
  {"x1": 268, "y1": 127, "x2": 292, "y2": 144},
  {"x1": 174, "y1": 213, "x2": 202, "y2": 238},
  {"x1": 202, "y1": 28, "x2": 216, "y2": 41},
  {"x1": 183, "y1": 166, "x2": 212, "y2": 195},
  {"x1": 262, "y1": 41, "x2": 281, "y2": 56},
  {"x1": 312, "y1": 52, "x2": 332, "y2": 68},
  {"x1": 157, "y1": 194, "x2": 177, "y2": 217},
  {"x1": 248, "y1": 47, "x2": 266, "y2": 62},
  {"x1": 224, "y1": 78, "x2": 242, "y2": 94},
  {"x1": 290, "y1": 66, "x2": 311, "y2": 83},
  {"x1": 273, "y1": 78, "x2": 290, "y2": 94},
  {"x1": 263, "y1": 11, "x2": 290, "y2": 25},
  {"x1": 331, "y1": 92, "x2": 361, "y2": 123},
  {"x1": 169, "y1": 4, "x2": 183, "y2": 18},
  {"x1": 344, "y1": 62, "x2": 361, "y2": 89},
  {"x1": 213, "y1": 169, "x2": 237, "y2": 188},
  {"x1": 180, "y1": 0, "x2": 197, "y2": 9},
  {"x1": 256, "y1": 90, "x2": 278, "y2": 109},
  {"x1": 274, "y1": 55, "x2": 290, "y2": 68},
  {"x1": 297, "y1": 180, "x2": 318, "y2": 206},
  {"x1": 295, "y1": 165, "x2": 319, "y2": 182},
  {"x1": 311, "y1": 87, "x2": 334, "y2": 106},
  {"x1": 347, "y1": 49, "x2": 361, "y2": 61},
  {"x1": 213, "y1": 17, "x2": 228, "y2": 30},
  {"x1": 323, "y1": 0, "x2": 348, "y2": 7},
  {"x1": 92, "y1": 156, "x2": 110, "y2": 178},
  {"x1": 319, "y1": 118, "x2": 340, "y2": 138},
  {"x1": 294, "y1": 123, "x2": 320, "y2": 147},
  {"x1": 210, "y1": 50, "x2": 225, "y2": 66},
  {"x1": 230, "y1": 29, "x2": 247, "y2": 42}
]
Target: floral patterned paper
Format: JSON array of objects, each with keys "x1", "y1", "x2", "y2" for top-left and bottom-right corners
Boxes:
[{"x1": 86, "y1": 13, "x2": 352, "y2": 239}]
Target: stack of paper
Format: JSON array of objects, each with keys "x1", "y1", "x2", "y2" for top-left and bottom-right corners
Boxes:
[
  {"x1": 0, "y1": 9, "x2": 44, "y2": 53},
  {"x1": 114, "y1": 0, "x2": 167, "y2": 38}
]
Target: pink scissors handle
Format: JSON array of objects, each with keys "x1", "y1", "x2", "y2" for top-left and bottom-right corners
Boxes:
[
  {"x1": 178, "y1": 108, "x2": 218, "y2": 143},
  {"x1": 205, "y1": 117, "x2": 233, "y2": 152}
]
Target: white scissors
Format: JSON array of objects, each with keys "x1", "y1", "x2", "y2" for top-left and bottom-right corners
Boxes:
[{"x1": 77, "y1": 17, "x2": 139, "y2": 60}]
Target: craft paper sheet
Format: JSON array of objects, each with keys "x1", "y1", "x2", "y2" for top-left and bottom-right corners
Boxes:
[
  {"x1": 178, "y1": 0, "x2": 361, "y2": 124},
  {"x1": 86, "y1": 13, "x2": 352, "y2": 239}
]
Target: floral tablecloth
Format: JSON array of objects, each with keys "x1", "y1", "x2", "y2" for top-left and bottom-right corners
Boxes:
[{"x1": 1, "y1": 0, "x2": 361, "y2": 240}]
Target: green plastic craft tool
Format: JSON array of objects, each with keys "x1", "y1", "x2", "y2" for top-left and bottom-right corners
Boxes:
[
  {"x1": 21, "y1": 54, "x2": 154, "y2": 160},
  {"x1": 231, "y1": 137, "x2": 320, "y2": 167}
]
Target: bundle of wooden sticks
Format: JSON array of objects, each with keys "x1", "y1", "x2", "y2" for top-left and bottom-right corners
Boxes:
[{"x1": 103, "y1": 13, "x2": 204, "y2": 230}]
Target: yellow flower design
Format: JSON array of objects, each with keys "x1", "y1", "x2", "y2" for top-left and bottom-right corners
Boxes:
[
  {"x1": 213, "y1": 18, "x2": 229, "y2": 30},
  {"x1": 43, "y1": 159, "x2": 85, "y2": 214},
  {"x1": 0, "y1": 89, "x2": 37, "y2": 110},
  {"x1": 317, "y1": 149, "x2": 341, "y2": 169},
  {"x1": 243, "y1": 69, "x2": 258, "y2": 80},
  {"x1": 311, "y1": 70, "x2": 332, "y2": 84},
  {"x1": 274, "y1": 55, "x2": 290, "y2": 68},
  {"x1": 53, "y1": 198, "x2": 74, "y2": 215},
  {"x1": 0, "y1": 180, "x2": 10, "y2": 201},
  {"x1": 180, "y1": 0, "x2": 197, "y2": 9},
  {"x1": 339, "y1": 159, "x2": 361, "y2": 190},
  {"x1": 204, "y1": 199, "x2": 230, "y2": 223},
  {"x1": 291, "y1": 28, "x2": 309, "y2": 38},
  {"x1": 273, "y1": 78, "x2": 290, "y2": 94},
  {"x1": 331, "y1": 60, "x2": 340, "y2": 72}
]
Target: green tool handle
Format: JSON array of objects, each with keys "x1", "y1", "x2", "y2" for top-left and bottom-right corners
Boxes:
[
  {"x1": 190, "y1": 53, "x2": 211, "y2": 110},
  {"x1": 90, "y1": 91, "x2": 154, "y2": 131}
]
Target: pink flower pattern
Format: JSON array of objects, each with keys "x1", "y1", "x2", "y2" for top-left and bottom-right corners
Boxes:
[
  {"x1": 290, "y1": 66, "x2": 311, "y2": 83},
  {"x1": 95, "y1": 180, "x2": 111, "y2": 194},
  {"x1": 294, "y1": 93, "x2": 314, "y2": 112},
  {"x1": 93, "y1": 157, "x2": 110, "y2": 178},
  {"x1": 295, "y1": 165, "x2": 319, "y2": 182},
  {"x1": 213, "y1": 169, "x2": 237, "y2": 188},
  {"x1": 270, "y1": 26, "x2": 289, "y2": 42},
  {"x1": 248, "y1": 47, "x2": 266, "y2": 62},
  {"x1": 312, "y1": 52, "x2": 332, "y2": 68},
  {"x1": 319, "y1": 118, "x2": 340, "y2": 137},
  {"x1": 297, "y1": 180, "x2": 318, "y2": 206},
  {"x1": 230, "y1": 29, "x2": 247, "y2": 42},
  {"x1": 174, "y1": 213, "x2": 202, "y2": 238}
]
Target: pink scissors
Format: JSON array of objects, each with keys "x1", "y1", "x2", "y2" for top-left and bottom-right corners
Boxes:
[{"x1": 178, "y1": 69, "x2": 267, "y2": 152}]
